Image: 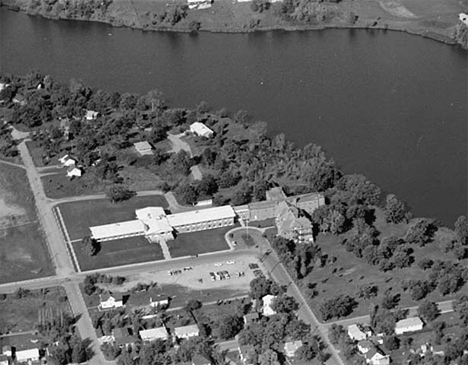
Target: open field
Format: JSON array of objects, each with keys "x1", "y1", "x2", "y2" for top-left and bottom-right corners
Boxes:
[
  {"x1": 73, "y1": 236, "x2": 165, "y2": 271},
  {"x1": 42, "y1": 172, "x2": 108, "y2": 199},
  {"x1": 57, "y1": 195, "x2": 169, "y2": 241},
  {"x1": 25, "y1": 141, "x2": 50, "y2": 168},
  {"x1": 0, "y1": 164, "x2": 54, "y2": 284},
  {"x1": 84, "y1": 253, "x2": 263, "y2": 309},
  {"x1": 0, "y1": 286, "x2": 69, "y2": 334},
  {"x1": 168, "y1": 225, "x2": 236, "y2": 257},
  {"x1": 307, "y1": 210, "x2": 467, "y2": 320}
]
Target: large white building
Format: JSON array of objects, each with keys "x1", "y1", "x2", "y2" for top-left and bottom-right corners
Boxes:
[
  {"x1": 395, "y1": 317, "x2": 424, "y2": 335},
  {"x1": 190, "y1": 122, "x2": 214, "y2": 138},
  {"x1": 90, "y1": 205, "x2": 236, "y2": 242}
]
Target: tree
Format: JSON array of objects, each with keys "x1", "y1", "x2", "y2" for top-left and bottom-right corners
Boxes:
[
  {"x1": 455, "y1": 215, "x2": 468, "y2": 245},
  {"x1": 334, "y1": 174, "x2": 381, "y2": 206},
  {"x1": 71, "y1": 339, "x2": 88, "y2": 363},
  {"x1": 230, "y1": 181, "x2": 252, "y2": 206},
  {"x1": 81, "y1": 236, "x2": 99, "y2": 256},
  {"x1": 383, "y1": 335, "x2": 400, "y2": 350},
  {"x1": 418, "y1": 258, "x2": 434, "y2": 270},
  {"x1": 384, "y1": 194, "x2": 407, "y2": 223},
  {"x1": 328, "y1": 324, "x2": 346, "y2": 344},
  {"x1": 258, "y1": 349, "x2": 281, "y2": 365},
  {"x1": 196, "y1": 174, "x2": 218, "y2": 196},
  {"x1": 250, "y1": 277, "x2": 274, "y2": 299},
  {"x1": 319, "y1": 295, "x2": 358, "y2": 321},
  {"x1": 175, "y1": 181, "x2": 199, "y2": 205},
  {"x1": 217, "y1": 314, "x2": 244, "y2": 340},
  {"x1": 405, "y1": 218, "x2": 438, "y2": 246},
  {"x1": 453, "y1": 294, "x2": 468, "y2": 326},
  {"x1": 105, "y1": 185, "x2": 136, "y2": 203},
  {"x1": 271, "y1": 295, "x2": 299, "y2": 313},
  {"x1": 251, "y1": 0, "x2": 270, "y2": 12},
  {"x1": 381, "y1": 291, "x2": 399, "y2": 310},
  {"x1": 357, "y1": 284, "x2": 378, "y2": 299},
  {"x1": 185, "y1": 299, "x2": 202, "y2": 312},
  {"x1": 418, "y1": 300, "x2": 440, "y2": 322}
]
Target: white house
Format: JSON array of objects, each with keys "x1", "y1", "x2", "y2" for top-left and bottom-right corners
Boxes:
[
  {"x1": 283, "y1": 340, "x2": 302, "y2": 358},
  {"x1": 261, "y1": 295, "x2": 277, "y2": 316},
  {"x1": 67, "y1": 166, "x2": 82, "y2": 178},
  {"x1": 190, "y1": 122, "x2": 214, "y2": 138},
  {"x1": 460, "y1": 13, "x2": 468, "y2": 26},
  {"x1": 174, "y1": 324, "x2": 199, "y2": 339},
  {"x1": 364, "y1": 348, "x2": 390, "y2": 365},
  {"x1": 16, "y1": 348, "x2": 40, "y2": 363},
  {"x1": 58, "y1": 154, "x2": 76, "y2": 167},
  {"x1": 86, "y1": 110, "x2": 99, "y2": 121},
  {"x1": 139, "y1": 327, "x2": 169, "y2": 341},
  {"x1": 395, "y1": 317, "x2": 424, "y2": 335},
  {"x1": 187, "y1": 0, "x2": 212, "y2": 9},
  {"x1": 348, "y1": 324, "x2": 367, "y2": 341},
  {"x1": 99, "y1": 292, "x2": 125, "y2": 310},
  {"x1": 134, "y1": 141, "x2": 153, "y2": 156}
]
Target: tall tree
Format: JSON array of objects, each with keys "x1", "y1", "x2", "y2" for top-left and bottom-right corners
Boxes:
[{"x1": 384, "y1": 194, "x2": 407, "y2": 223}]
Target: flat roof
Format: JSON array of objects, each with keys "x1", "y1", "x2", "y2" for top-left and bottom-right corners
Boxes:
[
  {"x1": 16, "y1": 348, "x2": 40, "y2": 361},
  {"x1": 134, "y1": 141, "x2": 152, "y2": 150},
  {"x1": 90, "y1": 220, "x2": 145, "y2": 240},
  {"x1": 136, "y1": 207, "x2": 166, "y2": 221},
  {"x1": 167, "y1": 206, "x2": 236, "y2": 227},
  {"x1": 139, "y1": 327, "x2": 168, "y2": 339},
  {"x1": 395, "y1": 317, "x2": 423, "y2": 328},
  {"x1": 174, "y1": 324, "x2": 199, "y2": 337}
]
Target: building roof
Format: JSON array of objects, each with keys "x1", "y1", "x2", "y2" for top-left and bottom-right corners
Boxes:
[
  {"x1": 284, "y1": 340, "x2": 302, "y2": 357},
  {"x1": 139, "y1": 327, "x2": 169, "y2": 340},
  {"x1": 100, "y1": 292, "x2": 124, "y2": 302},
  {"x1": 190, "y1": 122, "x2": 213, "y2": 136},
  {"x1": 90, "y1": 220, "x2": 145, "y2": 240},
  {"x1": 244, "y1": 312, "x2": 260, "y2": 322},
  {"x1": 358, "y1": 340, "x2": 374, "y2": 350},
  {"x1": 136, "y1": 207, "x2": 166, "y2": 221},
  {"x1": 167, "y1": 206, "x2": 236, "y2": 227},
  {"x1": 248, "y1": 200, "x2": 278, "y2": 211},
  {"x1": 266, "y1": 187, "x2": 287, "y2": 201},
  {"x1": 395, "y1": 317, "x2": 424, "y2": 329},
  {"x1": 134, "y1": 141, "x2": 152, "y2": 151},
  {"x1": 262, "y1": 295, "x2": 277, "y2": 316},
  {"x1": 16, "y1": 348, "x2": 40, "y2": 362},
  {"x1": 239, "y1": 344, "x2": 254, "y2": 357},
  {"x1": 174, "y1": 324, "x2": 199, "y2": 338},
  {"x1": 136, "y1": 207, "x2": 173, "y2": 235},
  {"x1": 348, "y1": 324, "x2": 367, "y2": 339}
]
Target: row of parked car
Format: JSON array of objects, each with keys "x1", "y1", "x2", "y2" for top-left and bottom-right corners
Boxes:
[
  {"x1": 209, "y1": 271, "x2": 231, "y2": 281},
  {"x1": 168, "y1": 266, "x2": 193, "y2": 275}
]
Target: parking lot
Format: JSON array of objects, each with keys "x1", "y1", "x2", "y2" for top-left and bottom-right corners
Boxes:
[{"x1": 114, "y1": 253, "x2": 267, "y2": 292}]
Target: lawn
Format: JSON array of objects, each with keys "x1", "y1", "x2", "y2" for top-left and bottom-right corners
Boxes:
[
  {"x1": 57, "y1": 195, "x2": 169, "y2": 241},
  {"x1": 0, "y1": 286, "x2": 69, "y2": 334},
  {"x1": 168, "y1": 225, "x2": 236, "y2": 258},
  {"x1": 305, "y1": 209, "x2": 467, "y2": 321},
  {"x1": 42, "y1": 172, "x2": 108, "y2": 199},
  {"x1": 0, "y1": 164, "x2": 54, "y2": 284},
  {"x1": 73, "y1": 236, "x2": 164, "y2": 271}
]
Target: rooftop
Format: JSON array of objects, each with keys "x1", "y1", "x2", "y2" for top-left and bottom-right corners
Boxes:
[
  {"x1": 90, "y1": 220, "x2": 145, "y2": 240},
  {"x1": 174, "y1": 324, "x2": 199, "y2": 337},
  {"x1": 395, "y1": 317, "x2": 424, "y2": 328},
  {"x1": 139, "y1": 327, "x2": 169, "y2": 340},
  {"x1": 167, "y1": 206, "x2": 236, "y2": 227}
]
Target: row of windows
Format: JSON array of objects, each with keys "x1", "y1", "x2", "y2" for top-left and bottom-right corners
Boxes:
[{"x1": 177, "y1": 218, "x2": 234, "y2": 232}]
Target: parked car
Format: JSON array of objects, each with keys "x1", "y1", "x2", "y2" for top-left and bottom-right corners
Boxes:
[
  {"x1": 232, "y1": 241, "x2": 237, "y2": 246},
  {"x1": 214, "y1": 262, "x2": 223, "y2": 267},
  {"x1": 183, "y1": 266, "x2": 193, "y2": 271},
  {"x1": 209, "y1": 272, "x2": 216, "y2": 281},
  {"x1": 226, "y1": 260, "x2": 235, "y2": 265},
  {"x1": 168, "y1": 270, "x2": 173, "y2": 276},
  {"x1": 253, "y1": 269, "x2": 264, "y2": 277},
  {"x1": 222, "y1": 270, "x2": 231, "y2": 279},
  {"x1": 216, "y1": 271, "x2": 224, "y2": 280}
]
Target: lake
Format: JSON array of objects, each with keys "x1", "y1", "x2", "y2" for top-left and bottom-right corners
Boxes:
[{"x1": 1, "y1": 8, "x2": 466, "y2": 225}]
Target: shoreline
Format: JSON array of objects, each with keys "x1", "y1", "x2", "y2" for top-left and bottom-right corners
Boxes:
[{"x1": 1, "y1": 0, "x2": 465, "y2": 48}]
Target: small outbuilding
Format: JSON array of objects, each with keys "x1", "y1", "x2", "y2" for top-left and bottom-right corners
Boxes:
[
  {"x1": 261, "y1": 294, "x2": 277, "y2": 316},
  {"x1": 348, "y1": 324, "x2": 368, "y2": 341},
  {"x1": 174, "y1": 324, "x2": 199, "y2": 339},
  {"x1": 283, "y1": 340, "x2": 302, "y2": 358},
  {"x1": 139, "y1": 327, "x2": 169, "y2": 342},
  {"x1": 67, "y1": 166, "x2": 82, "y2": 178},
  {"x1": 134, "y1": 141, "x2": 153, "y2": 156},
  {"x1": 85, "y1": 110, "x2": 99, "y2": 121}
]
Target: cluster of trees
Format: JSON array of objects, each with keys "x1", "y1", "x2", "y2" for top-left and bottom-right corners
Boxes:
[
  {"x1": 81, "y1": 236, "x2": 100, "y2": 256},
  {"x1": 319, "y1": 295, "x2": 358, "y2": 321},
  {"x1": 83, "y1": 273, "x2": 126, "y2": 295},
  {"x1": 28, "y1": 0, "x2": 113, "y2": 21},
  {"x1": 271, "y1": 236, "x2": 322, "y2": 280}
]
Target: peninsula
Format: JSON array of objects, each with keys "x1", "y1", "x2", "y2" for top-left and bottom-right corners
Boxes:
[{"x1": 1, "y1": 0, "x2": 468, "y2": 48}]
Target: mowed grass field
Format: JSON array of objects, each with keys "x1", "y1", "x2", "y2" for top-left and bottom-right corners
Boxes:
[
  {"x1": 307, "y1": 209, "x2": 467, "y2": 320},
  {"x1": 168, "y1": 225, "x2": 236, "y2": 258},
  {"x1": 0, "y1": 164, "x2": 54, "y2": 284},
  {"x1": 57, "y1": 195, "x2": 169, "y2": 241},
  {"x1": 73, "y1": 236, "x2": 164, "y2": 271}
]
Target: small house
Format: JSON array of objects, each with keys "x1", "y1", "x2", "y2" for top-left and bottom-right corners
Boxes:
[
  {"x1": 13, "y1": 94, "x2": 26, "y2": 106},
  {"x1": 139, "y1": 327, "x2": 169, "y2": 342},
  {"x1": 395, "y1": 317, "x2": 424, "y2": 335},
  {"x1": 134, "y1": 141, "x2": 153, "y2": 156},
  {"x1": 283, "y1": 340, "x2": 302, "y2": 358},
  {"x1": 348, "y1": 324, "x2": 367, "y2": 341},
  {"x1": 261, "y1": 294, "x2": 277, "y2": 316},
  {"x1": 149, "y1": 298, "x2": 169, "y2": 309},
  {"x1": 243, "y1": 312, "x2": 260, "y2": 326},
  {"x1": 67, "y1": 166, "x2": 82, "y2": 178},
  {"x1": 174, "y1": 324, "x2": 199, "y2": 339},
  {"x1": 58, "y1": 154, "x2": 76, "y2": 167},
  {"x1": 432, "y1": 345, "x2": 445, "y2": 356},
  {"x1": 189, "y1": 122, "x2": 214, "y2": 138},
  {"x1": 364, "y1": 348, "x2": 390, "y2": 365},
  {"x1": 85, "y1": 110, "x2": 99, "y2": 121},
  {"x1": 99, "y1": 292, "x2": 125, "y2": 310},
  {"x1": 357, "y1": 340, "x2": 374, "y2": 354}
]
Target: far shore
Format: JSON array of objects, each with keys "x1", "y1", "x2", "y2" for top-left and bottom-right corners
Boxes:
[{"x1": 1, "y1": 0, "x2": 467, "y2": 48}]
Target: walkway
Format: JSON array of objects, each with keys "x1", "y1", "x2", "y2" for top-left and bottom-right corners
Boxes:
[{"x1": 0, "y1": 159, "x2": 26, "y2": 170}]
